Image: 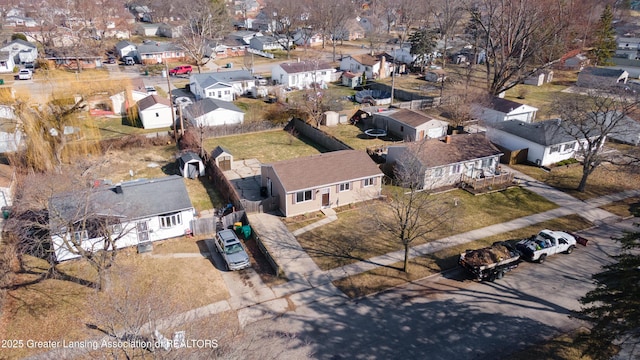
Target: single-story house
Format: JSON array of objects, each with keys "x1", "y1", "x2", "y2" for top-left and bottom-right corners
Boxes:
[
  {"x1": 110, "y1": 78, "x2": 152, "y2": 115},
  {"x1": 229, "y1": 30, "x2": 263, "y2": 45},
  {"x1": 136, "y1": 95, "x2": 173, "y2": 129},
  {"x1": 115, "y1": 40, "x2": 137, "y2": 59},
  {"x1": 184, "y1": 98, "x2": 244, "y2": 127},
  {"x1": 556, "y1": 49, "x2": 590, "y2": 70},
  {"x1": 0, "y1": 51, "x2": 15, "y2": 73},
  {"x1": 189, "y1": 70, "x2": 256, "y2": 100},
  {"x1": 211, "y1": 146, "x2": 233, "y2": 171},
  {"x1": 424, "y1": 69, "x2": 446, "y2": 83},
  {"x1": 333, "y1": 18, "x2": 367, "y2": 41},
  {"x1": 616, "y1": 36, "x2": 640, "y2": 60},
  {"x1": 600, "y1": 111, "x2": 640, "y2": 146},
  {"x1": 339, "y1": 53, "x2": 392, "y2": 80},
  {"x1": 0, "y1": 39, "x2": 38, "y2": 64},
  {"x1": 386, "y1": 133, "x2": 503, "y2": 190},
  {"x1": 485, "y1": 119, "x2": 603, "y2": 166},
  {"x1": 473, "y1": 97, "x2": 539, "y2": 124},
  {"x1": 49, "y1": 175, "x2": 195, "y2": 262},
  {"x1": 178, "y1": 152, "x2": 205, "y2": 179},
  {"x1": 249, "y1": 35, "x2": 290, "y2": 51},
  {"x1": 371, "y1": 109, "x2": 448, "y2": 141},
  {"x1": 260, "y1": 150, "x2": 383, "y2": 217},
  {"x1": 576, "y1": 67, "x2": 628, "y2": 88},
  {"x1": 293, "y1": 30, "x2": 323, "y2": 47},
  {"x1": 136, "y1": 41, "x2": 185, "y2": 64},
  {"x1": 342, "y1": 71, "x2": 363, "y2": 88},
  {"x1": 271, "y1": 60, "x2": 335, "y2": 89}
]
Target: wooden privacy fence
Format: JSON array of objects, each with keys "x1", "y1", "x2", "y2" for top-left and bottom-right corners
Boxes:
[{"x1": 461, "y1": 172, "x2": 515, "y2": 190}]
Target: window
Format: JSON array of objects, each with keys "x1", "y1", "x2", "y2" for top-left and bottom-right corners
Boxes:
[
  {"x1": 111, "y1": 223, "x2": 123, "y2": 234},
  {"x1": 321, "y1": 71, "x2": 327, "y2": 75},
  {"x1": 224, "y1": 90, "x2": 230, "y2": 95},
  {"x1": 217, "y1": 91, "x2": 222, "y2": 98},
  {"x1": 432, "y1": 168, "x2": 444, "y2": 178},
  {"x1": 160, "y1": 212, "x2": 182, "y2": 228},
  {"x1": 363, "y1": 177, "x2": 375, "y2": 187},
  {"x1": 563, "y1": 142, "x2": 575, "y2": 152},
  {"x1": 155, "y1": 112, "x2": 159, "y2": 117},
  {"x1": 450, "y1": 164, "x2": 462, "y2": 174},
  {"x1": 339, "y1": 182, "x2": 351, "y2": 192},
  {"x1": 550, "y1": 145, "x2": 560, "y2": 153},
  {"x1": 400, "y1": 126, "x2": 404, "y2": 132},
  {"x1": 296, "y1": 190, "x2": 313, "y2": 203},
  {"x1": 73, "y1": 230, "x2": 88, "y2": 242},
  {"x1": 481, "y1": 158, "x2": 493, "y2": 168}
]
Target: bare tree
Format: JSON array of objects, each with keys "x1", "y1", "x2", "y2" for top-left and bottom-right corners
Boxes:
[
  {"x1": 373, "y1": 146, "x2": 454, "y2": 272},
  {"x1": 308, "y1": 0, "x2": 357, "y2": 61},
  {"x1": 176, "y1": 0, "x2": 231, "y2": 73},
  {"x1": 432, "y1": 0, "x2": 464, "y2": 69},
  {"x1": 551, "y1": 89, "x2": 640, "y2": 192},
  {"x1": 469, "y1": 0, "x2": 570, "y2": 96},
  {"x1": 265, "y1": 0, "x2": 304, "y2": 59}
]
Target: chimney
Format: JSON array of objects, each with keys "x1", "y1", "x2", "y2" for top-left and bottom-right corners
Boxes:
[{"x1": 445, "y1": 135, "x2": 452, "y2": 144}]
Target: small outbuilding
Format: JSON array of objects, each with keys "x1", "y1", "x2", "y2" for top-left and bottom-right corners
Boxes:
[
  {"x1": 322, "y1": 111, "x2": 340, "y2": 126},
  {"x1": 178, "y1": 152, "x2": 205, "y2": 179},
  {"x1": 212, "y1": 146, "x2": 233, "y2": 171}
]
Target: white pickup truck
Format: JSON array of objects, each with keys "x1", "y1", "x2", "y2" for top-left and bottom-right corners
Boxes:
[{"x1": 516, "y1": 229, "x2": 577, "y2": 263}]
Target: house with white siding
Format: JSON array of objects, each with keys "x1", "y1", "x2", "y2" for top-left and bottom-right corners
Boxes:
[
  {"x1": 271, "y1": 60, "x2": 335, "y2": 89},
  {"x1": 473, "y1": 97, "x2": 538, "y2": 124},
  {"x1": 189, "y1": 70, "x2": 256, "y2": 100},
  {"x1": 184, "y1": 98, "x2": 244, "y2": 127}
]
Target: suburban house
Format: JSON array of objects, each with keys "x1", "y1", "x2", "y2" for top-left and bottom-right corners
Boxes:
[
  {"x1": 115, "y1": 40, "x2": 137, "y2": 59},
  {"x1": 616, "y1": 36, "x2": 640, "y2": 60},
  {"x1": 0, "y1": 39, "x2": 38, "y2": 64},
  {"x1": 576, "y1": 67, "x2": 629, "y2": 88},
  {"x1": 386, "y1": 133, "x2": 504, "y2": 190},
  {"x1": 599, "y1": 111, "x2": 640, "y2": 146},
  {"x1": 136, "y1": 95, "x2": 173, "y2": 129},
  {"x1": 249, "y1": 35, "x2": 290, "y2": 51},
  {"x1": 49, "y1": 175, "x2": 195, "y2": 262},
  {"x1": 110, "y1": 78, "x2": 152, "y2": 115},
  {"x1": 342, "y1": 71, "x2": 363, "y2": 88},
  {"x1": 473, "y1": 97, "x2": 539, "y2": 124},
  {"x1": 485, "y1": 119, "x2": 603, "y2": 166},
  {"x1": 333, "y1": 18, "x2": 367, "y2": 41},
  {"x1": 424, "y1": 69, "x2": 447, "y2": 83},
  {"x1": 271, "y1": 60, "x2": 336, "y2": 89},
  {"x1": 0, "y1": 52, "x2": 15, "y2": 73},
  {"x1": 229, "y1": 30, "x2": 263, "y2": 45},
  {"x1": 293, "y1": 30, "x2": 323, "y2": 47},
  {"x1": 183, "y1": 98, "x2": 244, "y2": 127},
  {"x1": 189, "y1": 70, "x2": 256, "y2": 100},
  {"x1": 339, "y1": 53, "x2": 392, "y2": 80},
  {"x1": 136, "y1": 41, "x2": 185, "y2": 64},
  {"x1": 556, "y1": 49, "x2": 590, "y2": 70},
  {"x1": 370, "y1": 109, "x2": 449, "y2": 141},
  {"x1": 4, "y1": 15, "x2": 38, "y2": 28},
  {"x1": 260, "y1": 150, "x2": 383, "y2": 217}
]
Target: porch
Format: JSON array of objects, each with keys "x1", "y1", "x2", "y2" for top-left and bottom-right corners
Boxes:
[{"x1": 461, "y1": 172, "x2": 515, "y2": 191}]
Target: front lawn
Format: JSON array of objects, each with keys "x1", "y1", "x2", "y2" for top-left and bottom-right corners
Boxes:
[
  {"x1": 296, "y1": 187, "x2": 558, "y2": 271},
  {"x1": 333, "y1": 214, "x2": 592, "y2": 298},
  {"x1": 510, "y1": 162, "x2": 640, "y2": 200},
  {"x1": 203, "y1": 128, "x2": 326, "y2": 163},
  {"x1": 319, "y1": 123, "x2": 402, "y2": 150}
]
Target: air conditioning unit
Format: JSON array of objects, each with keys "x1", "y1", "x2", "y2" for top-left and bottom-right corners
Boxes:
[{"x1": 536, "y1": 159, "x2": 542, "y2": 166}]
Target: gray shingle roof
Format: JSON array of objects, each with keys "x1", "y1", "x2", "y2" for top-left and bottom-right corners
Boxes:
[
  {"x1": 580, "y1": 67, "x2": 626, "y2": 78},
  {"x1": 137, "y1": 95, "x2": 171, "y2": 111},
  {"x1": 6, "y1": 39, "x2": 36, "y2": 49},
  {"x1": 278, "y1": 60, "x2": 334, "y2": 74},
  {"x1": 490, "y1": 119, "x2": 584, "y2": 145},
  {"x1": 383, "y1": 109, "x2": 448, "y2": 128},
  {"x1": 184, "y1": 98, "x2": 243, "y2": 118},
  {"x1": 49, "y1": 176, "x2": 193, "y2": 229},
  {"x1": 403, "y1": 133, "x2": 502, "y2": 168},
  {"x1": 191, "y1": 70, "x2": 255, "y2": 89},
  {"x1": 211, "y1": 145, "x2": 232, "y2": 158},
  {"x1": 137, "y1": 41, "x2": 182, "y2": 54},
  {"x1": 268, "y1": 150, "x2": 383, "y2": 192}
]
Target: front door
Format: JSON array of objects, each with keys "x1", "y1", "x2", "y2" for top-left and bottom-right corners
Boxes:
[
  {"x1": 137, "y1": 221, "x2": 150, "y2": 243},
  {"x1": 321, "y1": 188, "x2": 330, "y2": 207}
]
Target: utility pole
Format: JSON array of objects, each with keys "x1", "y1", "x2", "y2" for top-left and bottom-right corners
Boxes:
[
  {"x1": 390, "y1": 48, "x2": 395, "y2": 108},
  {"x1": 165, "y1": 61, "x2": 177, "y2": 141}
]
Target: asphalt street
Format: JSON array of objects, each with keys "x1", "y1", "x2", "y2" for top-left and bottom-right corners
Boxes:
[{"x1": 267, "y1": 220, "x2": 637, "y2": 360}]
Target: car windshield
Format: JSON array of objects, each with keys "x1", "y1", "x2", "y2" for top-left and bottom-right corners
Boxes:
[{"x1": 225, "y1": 243, "x2": 243, "y2": 254}]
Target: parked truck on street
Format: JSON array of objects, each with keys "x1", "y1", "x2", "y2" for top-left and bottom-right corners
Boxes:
[{"x1": 515, "y1": 229, "x2": 577, "y2": 263}]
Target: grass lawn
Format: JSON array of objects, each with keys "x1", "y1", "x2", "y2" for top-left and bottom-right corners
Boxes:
[
  {"x1": 510, "y1": 162, "x2": 640, "y2": 200},
  {"x1": 333, "y1": 214, "x2": 592, "y2": 298},
  {"x1": 319, "y1": 123, "x2": 402, "y2": 150},
  {"x1": 94, "y1": 116, "x2": 169, "y2": 139},
  {"x1": 203, "y1": 129, "x2": 325, "y2": 163},
  {"x1": 296, "y1": 187, "x2": 558, "y2": 271},
  {"x1": 1, "y1": 245, "x2": 228, "y2": 358},
  {"x1": 600, "y1": 196, "x2": 640, "y2": 218}
]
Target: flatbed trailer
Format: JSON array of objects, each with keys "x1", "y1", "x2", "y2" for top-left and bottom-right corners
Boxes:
[{"x1": 459, "y1": 242, "x2": 522, "y2": 282}]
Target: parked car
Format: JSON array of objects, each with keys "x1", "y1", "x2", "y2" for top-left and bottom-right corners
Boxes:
[
  {"x1": 18, "y1": 69, "x2": 32, "y2": 80},
  {"x1": 123, "y1": 56, "x2": 135, "y2": 66},
  {"x1": 214, "y1": 229, "x2": 251, "y2": 271},
  {"x1": 169, "y1": 65, "x2": 193, "y2": 76},
  {"x1": 145, "y1": 86, "x2": 157, "y2": 95}
]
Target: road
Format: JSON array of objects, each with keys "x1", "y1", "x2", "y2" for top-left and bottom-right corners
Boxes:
[{"x1": 265, "y1": 220, "x2": 636, "y2": 360}]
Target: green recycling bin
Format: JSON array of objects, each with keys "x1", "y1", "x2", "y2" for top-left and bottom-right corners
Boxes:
[{"x1": 241, "y1": 225, "x2": 251, "y2": 239}]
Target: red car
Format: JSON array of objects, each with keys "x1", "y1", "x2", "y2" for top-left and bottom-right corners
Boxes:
[{"x1": 169, "y1": 65, "x2": 193, "y2": 76}]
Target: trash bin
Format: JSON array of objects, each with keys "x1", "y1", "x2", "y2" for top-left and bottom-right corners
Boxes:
[
  {"x1": 234, "y1": 222, "x2": 243, "y2": 233},
  {"x1": 0, "y1": 79, "x2": 4, "y2": 85},
  {"x1": 241, "y1": 225, "x2": 252, "y2": 239},
  {"x1": 1, "y1": 207, "x2": 9, "y2": 219}
]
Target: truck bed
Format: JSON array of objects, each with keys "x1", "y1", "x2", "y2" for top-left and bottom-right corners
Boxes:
[{"x1": 459, "y1": 242, "x2": 522, "y2": 281}]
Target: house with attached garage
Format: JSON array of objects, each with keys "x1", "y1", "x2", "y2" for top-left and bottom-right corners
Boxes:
[
  {"x1": 386, "y1": 133, "x2": 504, "y2": 190},
  {"x1": 370, "y1": 108, "x2": 449, "y2": 141},
  {"x1": 271, "y1": 60, "x2": 335, "y2": 89},
  {"x1": 249, "y1": 35, "x2": 290, "y2": 51},
  {"x1": 136, "y1": 95, "x2": 173, "y2": 129},
  {"x1": 115, "y1": 40, "x2": 137, "y2": 59},
  {"x1": 339, "y1": 53, "x2": 392, "y2": 80},
  {"x1": 260, "y1": 150, "x2": 383, "y2": 217},
  {"x1": 485, "y1": 119, "x2": 603, "y2": 166},
  {"x1": 473, "y1": 97, "x2": 538, "y2": 124},
  {"x1": 189, "y1": 70, "x2": 256, "y2": 100},
  {"x1": 0, "y1": 39, "x2": 38, "y2": 64},
  {"x1": 49, "y1": 175, "x2": 195, "y2": 262},
  {"x1": 183, "y1": 98, "x2": 244, "y2": 127},
  {"x1": 136, "y1": 41, "x2": 185, "y2": 64}
]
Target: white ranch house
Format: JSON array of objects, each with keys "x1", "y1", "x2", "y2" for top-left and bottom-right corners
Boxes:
[
  {"x1": 271, "y1": 60, "x2": 335, "y2": 89},
  {"x1": 189, "y1": 70, "x2": 256, "y2": 100},
  {"x1": 473, "y1": 97, "x2": 539, "y2": 124},
  {"x1": 184, "y1": 98, "x2": 244, "y2": 127}
]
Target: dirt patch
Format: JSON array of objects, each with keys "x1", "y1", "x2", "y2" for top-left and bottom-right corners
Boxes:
[{"x1": 243, "y1": 237, "x2": 287, "y2": 287}]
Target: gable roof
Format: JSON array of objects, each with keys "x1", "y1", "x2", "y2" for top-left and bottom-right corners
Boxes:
[
  {"x1": 191, "y1": 70, "x2": 255, "y2": 88},
  {"x1": 383, "y1": 109, "x2": 448, "y2": 128},
  {"x1": 0, "y1": 51, "x2": 11, "y2": 61},
  {"x1": 267, "y1": 150, "x2": 382, "y2": 192},
  {"x1": 184, "y1": 98, "x2": 243, "y2": 118},
  {"x1": 179, "y1": 151, "x2": 203, "y2": 164},
  {"x1": 4, "y1": 39, "x2": 36, "y2": 49},
  {"x1": 49, "y1": 175, "x2": 193, "y2": 229},
  {"x1": 579, "y1": 67, "x2": 626, "y2": 78},
  {"x1": 278, "y1": 60, "x2": 334, "y2": 74},
  {"x1": 489, "y1": 119, "x2": 590, "y2": 146},
  {"x1": 211, "y1": 145, "x2": 233, "y2": 158},
  {"x1": 400, "y1": 133, "x2": 502, "y2": 168},
  {"x1": 346, "y1": 54, "x2": 381, "y2": 66},
  {"x1": 137, "y1": 95, "x2": 171, "y2": 111},
  {"x1": 489, "y1": 97, "x2": 535, "y2": 113},
  {"x1": 115, "y1": 40, "x2": 135, "y2": 51},
  {"x1": 137, "y1": 41, "x2": 182, "y2": 54}
]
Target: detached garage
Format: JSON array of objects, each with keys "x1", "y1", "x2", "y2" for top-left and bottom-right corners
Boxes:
[{"x1": 178, "y1": 152, "x2": 205, "y2": 179}]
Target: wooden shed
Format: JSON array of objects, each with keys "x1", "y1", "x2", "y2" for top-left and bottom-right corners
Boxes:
[{"x1": 212, "y1": 146, "x2": 233, "y2": 171}]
